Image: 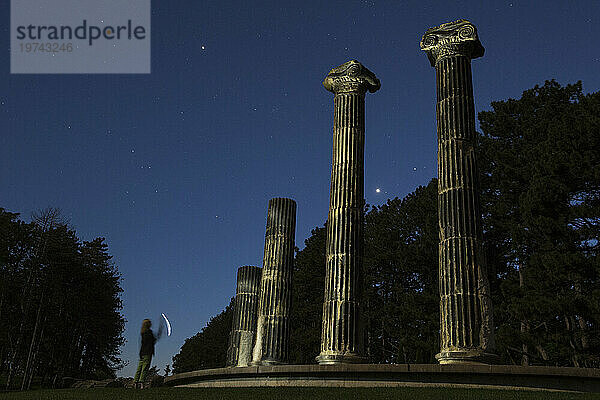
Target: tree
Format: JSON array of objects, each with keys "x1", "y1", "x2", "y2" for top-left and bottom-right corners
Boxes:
[
  {"x1": 76, "y1": 238, "x2": 126, "y2": 378},
  {"x1": 146, "y1": 365, "x2": 160, "y2": 378},
  {"x1": 288, "y1": 181, "x2": 439, "y2": 365},
  {"x1": 171, "y1": 299, "x2": 234, "y2": 373},
  {"x1": 364, "y1": 180, "x2": 439, "y2": 363},
  {"x1": 289, "y1": 226, "x2": 326, "y2": 364},
  {"x1": 0, "y1": 208, "x2": 126, "y2": 389},
  {"x1": 478, "y1": 80, "x2": 600, "y2": 367},
  {"x1": 0, "y1": 209, "x2": 35, "y2": 385}
]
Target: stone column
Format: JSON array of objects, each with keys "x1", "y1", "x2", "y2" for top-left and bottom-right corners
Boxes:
[
  {"x1": 316, "y1": 60, "x2": 380, "y2": 365},
  {"x1": 226, "y1": 265, "x2": 262, "y2": 367},
  {"x1": 420, "y1": 20, "x2": 496, "y2": 364},
  {"x1": 252, "y1": 198, "x2": 296, "y2": 365}
]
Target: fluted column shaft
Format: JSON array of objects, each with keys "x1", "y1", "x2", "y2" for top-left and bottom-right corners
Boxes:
[
  {"x1": 317, "y1": 60, "x2": 380, "y2": 364},
  {"x1": 421, "y1": 20, "x2": 496, "y2": 364},
  {"x1": 252, "y1": 198, "x2": 296, "y2": 365},
  {"x1": 320, "y1": 92, "x2": 365, "y2": 362},
  {"x1": 436, "y1": 55, "x2": 487, "y2": 352},
  {"x1": 226, "y1": 265, "x2": 262, "y2": 367}
]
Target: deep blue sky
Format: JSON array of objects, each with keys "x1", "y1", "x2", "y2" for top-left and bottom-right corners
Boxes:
[{"x1": 2, "y1": 1, "x2": 599, "y2": 377}]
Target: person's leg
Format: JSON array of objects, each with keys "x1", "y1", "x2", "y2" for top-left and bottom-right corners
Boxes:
[
  {"x1": 133, "y1": 358, "x2": 144, "y2": 383},
  {"x1": 139, "y1": 355, "x2": 152, "y2": 384}
]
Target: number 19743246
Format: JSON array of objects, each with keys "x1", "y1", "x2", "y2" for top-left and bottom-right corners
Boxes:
[{"x1": 19, "y1": 42, "x2": 73, "y2": 53}]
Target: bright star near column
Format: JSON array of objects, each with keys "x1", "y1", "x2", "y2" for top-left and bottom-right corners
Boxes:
[{"x1": 375, "y1": 188, "x2": 381, "y2": 193}]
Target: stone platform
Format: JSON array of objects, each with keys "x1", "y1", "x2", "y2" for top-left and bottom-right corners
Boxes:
[{"x1": 163, "y1": 364, "x2": 600, "y2": 393}]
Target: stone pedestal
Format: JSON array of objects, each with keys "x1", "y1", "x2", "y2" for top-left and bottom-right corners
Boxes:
[
  {"x1": 420, "y1": 20, "x2": 496, "y2": 364},
  {"x1": 252, "y1": 198, "x2": 297, "y2": 365},
  {"x1": 317, "y1": 61, "x2": 380, "y2": 365},
  {"x1": 226, "y1": 265, "x2": 262, "y2": 367}
]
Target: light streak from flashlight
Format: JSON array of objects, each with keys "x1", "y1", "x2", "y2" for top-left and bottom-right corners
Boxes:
[{"x1": 161, "y1": 313, "x2": 172, "y2": 336}]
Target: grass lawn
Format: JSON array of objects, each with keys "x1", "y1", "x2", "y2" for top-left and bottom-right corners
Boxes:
[{"x1": 2, "y1": 387, "x2": 600, "y2": 400}]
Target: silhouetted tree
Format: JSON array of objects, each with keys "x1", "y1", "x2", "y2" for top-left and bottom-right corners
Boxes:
[
  {"x1": 364, "y1": 180, "x2": 439, "y2": 363},
  {"x1": 172, "y1": 299, "x2": 234, "y2": 373},
  {"x1": 288, "y1": 181, "x2": 439, "y2": 365},
  {"x1": 0, "y1": 208, "x2": 125, "y2": 389},
  {"x1": 289, "y1": 226, "x2": 326, "y2": 364},
  {"x1": 479, "y1": 80, "x2": 600, "y2": 367}
]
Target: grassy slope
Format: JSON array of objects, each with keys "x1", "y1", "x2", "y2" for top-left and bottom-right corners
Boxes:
[{"x1": 2, "y1": 388, "x2": 600, "y2": 400}]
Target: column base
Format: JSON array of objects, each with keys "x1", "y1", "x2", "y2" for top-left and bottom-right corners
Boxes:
[
  {"x1": 251, "y1": 358, "x2": 286, "y2": 366},
  {"x1": 435, "y1": 349, "x2": 499, "y2": 365},
  {"x1": 316, "y1": 353, "x2": 367, "y2": 365}
]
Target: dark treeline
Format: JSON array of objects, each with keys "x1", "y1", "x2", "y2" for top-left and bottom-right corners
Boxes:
[
  {"x1": 480, "y1": 81, "x2": 600, "y2": 367},
  {"x1": 289, "y1": 181, "x2": 439, "y2": 365},
  {"x1": 172, "y1": 299, "x2": 234, "y2": 373},
  {"x1": 173, "y1": 80, "x2": 600, "y2": 372},
  {"x1": 0, "y1": 208, "x2": 125, "y2": 389}
]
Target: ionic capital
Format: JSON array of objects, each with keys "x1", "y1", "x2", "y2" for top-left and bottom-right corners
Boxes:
[
  {"x1": 323, "y1": 60, "x2": 380, "y2": 95},
  {"x1": 420, "y1": 20, "x2": 484, "y2": 67}
]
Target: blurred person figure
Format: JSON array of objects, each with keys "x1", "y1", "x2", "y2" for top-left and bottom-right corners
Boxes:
[{"x1": 133, "y1": 318, "x2": 162, "y2": 389}]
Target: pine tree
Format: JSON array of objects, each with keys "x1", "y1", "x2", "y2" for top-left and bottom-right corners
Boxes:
[
  {"x1": 364, "y1": 180, "x2": 439, "y2": 363},
  {"x1": 289, "y1": 226, "x2": 326, "y2": 364},
  {"x1": 479, "y1": 80, "x2": 600, "y2": 367},
  {"x1": 0, "y1": 208, "x2": 126, "y2": 388}
]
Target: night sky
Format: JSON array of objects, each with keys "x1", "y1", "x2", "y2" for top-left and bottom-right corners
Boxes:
[{"x1": 2, "y1": 1, "x2": 599, "y2": 377}]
